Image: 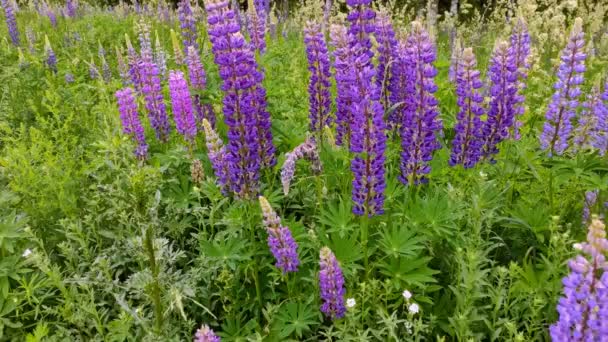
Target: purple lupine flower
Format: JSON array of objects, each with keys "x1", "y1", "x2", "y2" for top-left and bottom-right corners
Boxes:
[
  {"x1": 346, "y1": 0, "x2": 386, "y2": 217},
  {"x1": 398, "y1": 21, "x2": 442, "y2": 185},
  {"x1": 141, "y1": 60, "x2": 171, "y2": 142},
  {"x1": 168, "y1": 70, "x2": 197, "y2": 143},
  {"x1": 540, "y1": 18, "x2": 586, "y2": 156},
  {"x1": 259, "y1": 196, "x2": 300, "y2": 273},
  {"x1": 25, "y1": 26, "x2": 35, "y2": 53},
  {"x1": 304, "y1": 21, "x2": 332, "y2": 135},
  {"x1": 509, "y1": 17, "x2": 531, "y2": 140},
  {"x1": 101, "y1": 57, "x2": 111, "y2": 83},
  {"x1": 116, "y1": 46, "x2": 130, "y2": 86},
  {"x1": 65, "y1": 0, "x2": 77, "y2": 17},
  {"x1": 281, "y1": 137, "x2": 322, "y2": 195},
  {"x1": 550, "y1": 218, "x2": 608, "y2": 341},
  {"x1": 583, "y1": 190, "x2": 598, "y2": 225},
  {"x1": 449, "y1": 47, "x2": 485, "y2": 168},
  {"x1": 137, "y1": 19, "x2": 153, "y2": 64},
  {"x1": 230, "y1": 0, "x2": 241, "y2": 29},
  {"x1": 319, "y1": 247, "x2": 346, "y2": 320},
  {"x1": 89, "y1": 60, "x2": 100, "y2": 80},
  {"x1": 44, "y1": 36, "x2": 57, "y2": 73},
  {"x1": 591, "y1": 83, "x2": 608, "y2": 155},
  {"x1": 65, "y1": 72, "x2": 74, "y2": 84},
  {"x1": 194, "y1": 324, "x2": 220, "y2": 342},
  {"x1": 386, "y1": 40, "x2": 409, "y2": 129},
  {"x1": 448, "y1": 38, "x2": 463, "y2": 83},
  {"x1": 116, "y1": 87, "x2": 148, "y2": 159},
  {"x1": 186, "y1": 46, "x2": 213, "y2": 127},
  {"x1": 46, "y1": 7, "x2": 57, "y2": 27},
  {"x1": 154, "y1": 34, "x2": 167, "y2": 80},
  {"x1": 574, "y1": 87, "x2": 603, "y2": 152},
  {"x1": 482, "y1": 41, "x2": 519, "y2": 161},
  {"x1": 178, "y1": 0, "x2": 198, "y2": 51},
  {"x1": 247, "y1": 8, "x2": 266, "y2": 54},
  {"x1": 1, "y1": 0, "x2": 19, "y2": 46},
  {"x1": 205, "y1": 0, "x2": 260, "y2": 198},
  {"x1": 170, "y1": 29, "x2": 185, "y2": 65},
  {"x1": 331, "y1": 24, "x2": 354, "y2": 146},
  {"x1": 202, "y1": 118, "x2": 228, "y2": 190},
  {"x1": 374, "y1": 11, "x2": 397, "y2": 109},
  {"x1": 126, "y1": 35, "x2": 143, "y2": 92}
]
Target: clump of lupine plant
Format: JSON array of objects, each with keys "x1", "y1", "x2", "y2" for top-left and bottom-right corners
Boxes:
[
  {"x1": 1, "y1": 0, "x2": 19, "y2": 46},
  {"x1": 482, "y1": 40, "x2": 519, "y2": 160},
  {"x1": 509, "y1": 17, "x2": 531, "y2": 139},
  {"x1": 44, "y1": 35, "x2": 56, "y2": 72},
  {"x1": 398, "y1": 21, "x2": 442, "y2": 185},
  {"x1": 330, "y1": 24, "x2": 353, "y2": 146},
  {"x1": 374, "y1": 10, "x2": 397, "y2": 109},
  {"x1": 140, "y1": 44, "x2": 170, "y2": 142},
  {"x1": 550, "y1": 217, "x2": 608, "y2": 341},
  {"x1": 116, "y1": 87, "x2": 148, "y2": 159},
  {"x1": 280, "y1": 137, "x2": 322, "y2": 195},
  {"x1": 304, "y1": 21, "x2": 332, "y2": 136},
  {"x1": 205, "y1": 0, "x2": 275, "y2": 198},
  {"x1": 259, "y1": 196, "x2": 300, "y2": 273},
  {"x1": 194, "y1": 324, "x2": 221, "y2": 342},
  {"x1": 319, "y1": 247, "x2": 346, "y2": 320},
  {"x1": 345, "y1": 0, "x2": 386, "y2": 217},
  {"x1": 202, "y1": 118, "x2": 228, "y2": 190},
  {"x1": 540, "y1": 18, "x2": 586, "y2": 156},
  {"x1": 449, "y1": 47, "x2": 484, "y2": 168},
  {"x1": 177, "y1": 0, "x2": 198, "y2": 51},
  {"x1": 168, "y1": 70, "x2": 197, "y2": 145}
]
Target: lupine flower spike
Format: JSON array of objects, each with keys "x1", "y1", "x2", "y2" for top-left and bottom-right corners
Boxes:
[
  {"x1": 319, "y1": 247, "x2": 346, "y2": 320},
  {"x1": 44, "y1": 35, "x2": 56, "y2": 73},
  {"x1": 170, "y1": 29, "x2": 185, "y2": 65},
  {"x1": 259, "y1": 196, "x2": 299, "y2": 274},
  {"x1": 194, "y1": 324, "x2": 221, "y2": 342},
  {"x1": 116, "y1": 87, "x2": 148, "y2": 159},
  {"x1": 449, "y1": 47, "x2": 485, "y2": 168},
  {"x1": 140, "y1": 50, "x2": 170, "y2": 142},
  {"x1": 125, "y1": 34, "x2": 143, "y2": 92},
  {"x1": 448, "y1": 37, "x2": 463, "y2": 83},
  {"x1": 247, "y1": 5, "x2": 266, "y2": 54},
  {"x1": 398, "y1": 21, "x2": 442, "y2": 185},
  {"x1": 591, "y1": 82, "x2": 608, "y2": 155},
  {"x1": 331, "y1": 24, "x2": 354, "y2": 146},
  {"x1": 374, "y1": 10, "x2": 397, "y2": 109},
  {"x1": 550, "y1": 218, "x2": 608, "y2": 341},
  {"x1": 540, "y1": 18, "x2": 586, "y2": 156},
  {"x1": 186, "y1": 46, "x2": 215, "y2": 127},
  {"x1": 1, "y1": 0, "x2": 19, "y2": 46},
  {"x1": 304, "y1": 21, "x2": 332, "y2": 136},
  {"x1": 281, "y1": 137, "x2": 322, "y2": 195},
  {"x1": 582, "y1": 190, "x2": 599, "y2": 225},
  {"x1": 202, "y1": 118, "x2": 229, "y2": 190},
  {"x1": 346, "y1": 0, "x2": 387, "y2": 217},
  {"x1": 574, "y1": 87, "x2": 604, "y2": 152},
  {"x1": 168, "y1": 70, "x2": 197, "y2": 145},
  {"x1": 177, "y1": 0, "x2": 198, "y2": 51},
  {"x1": 509, "y1": 17, "x2": 531, "y2": 139},
  {"x1": 154, "y1": 32, "x2": 168, "y2": 80},
  {"x1": 482, "y1": 41, "x2": 519, "y2": 161}
]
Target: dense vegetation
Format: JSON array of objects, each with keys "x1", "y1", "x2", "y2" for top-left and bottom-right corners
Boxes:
[{"x1": 0, "y1": 0, "x2": 607, "y2": 341}]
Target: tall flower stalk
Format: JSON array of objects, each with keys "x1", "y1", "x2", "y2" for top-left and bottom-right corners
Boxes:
[
  {"x1": 116, "y1": 87, "x2": 148, "y2": 160},
  {"x1": 482, "y1": 41, "x2": 519, "y2": 160},
  {"x1": 125, "y1": 34, "x2": 143, "y2": 92},
  {"x1": 550, "y1": 218, "x2": 608, "y2": 341},
  {"x1": 1, "y1": 0, "x2": 19, "y2": 46},
  {"x1": 509, "y1": 17, "x2": 531, "y2": 139},
  {"x1": 304, "y1": 21, "x2": 332, "y2": 137},
  {"x1": 168, "y1": 70, "x2": 197, "y2": 144},
  {"x1": 398, "y1": 21, "x2": 442, "y2": 185},
  {"x1": 44, "y1": 35, "x2": 56, "y2": 73},
  {"x1": 374, "y1": 10, "x2": 397, "y2": 109},
  {"x1": 346, "y1": 0, "x2": 386, "y2": 217},
  {"x1": 202, "y1": 118, "x2": 228, "y2": 190},
  {"x1": 141, "y1": 55, "x2": 170, "y2": 142},
  {"x1": 259, "y1": 196, "x2": 299, "y2": 274},
  {"x1": 186, "y1": 46, "x2": 216, "y2": 127},
  {"x1": 177, "y1": 0, "x2": 198, "y2": 51},
  {"x1": 280, "y1": 137, "x2": 322, "y2": 195},
  {"x1": 591, "y1": 83, "x2": 608, "y2": 156},
  {"x1": 449, "y1": 47, "x2": 484, "y2": 168},
  {"x1": 540, "y1": 18, "x2": 586, "y2": 156},
  {"x1": 247, "y1": 6, "x2": 266, "y2": 54},
  {"x1": 331, "y1": 24, "x2": 354, "y2": 146},
  {"x1": 319, "y1": 247, "x2": 346, "y2": 320},
  {"x1": 574, "y1": 87, "x2": 603, "y2": 152}
]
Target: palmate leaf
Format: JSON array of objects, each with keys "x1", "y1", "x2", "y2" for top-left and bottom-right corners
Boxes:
[
  {"x1": 378, "y1": 256, "x2": 438, "y2": 288},
  {"x1": 405, "y1": 191, "x2": 460, "y2": 238},
  {"x1": 316, "y1": 197, "x2": 357, "y2": 236},
  {"x1": 274, "y1": 301, "x2": 319, "y2": 339},
  {"x1": 378, "y1": 227, "x2": 427, "y2": 259},
  {"x1": 200, "y1": 238, "x2": 251, "y2": 270}
]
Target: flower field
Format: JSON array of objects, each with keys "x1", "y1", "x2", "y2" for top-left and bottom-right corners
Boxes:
[{"x1": 1, "y1": 0, "x2": 608, "y2": 340}]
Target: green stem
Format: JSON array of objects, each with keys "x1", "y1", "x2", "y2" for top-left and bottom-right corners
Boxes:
[
  {"x1": 361, "y1": 213, "x2": 369, "y2": 277},
  {"x1": 549, "y1": 167, "x2": 554, "y2": 213},
  {"x1": 144, "y1": 226, "x2": 163, "y2": 334},
  {"x1": 247, "y1": 203, "x2": 263, "y2": 320}
]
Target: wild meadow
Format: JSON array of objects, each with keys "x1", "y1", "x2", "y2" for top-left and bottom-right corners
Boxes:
[{"x1": 0, "y1": 0, "x2": 607, "y2": 340}]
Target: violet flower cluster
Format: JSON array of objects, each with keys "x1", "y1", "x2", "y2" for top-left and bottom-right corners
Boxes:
[
  {"x1": 280, "y1": 137, "x2": 322, "y2": 195},
  {"x1": 194, "y1": 324, "x2": 221, "y2": 342},
  {"x1": 177, "y1": 0, "x2": 198, "y2": 51},
  {"x1": 44, "y1": 36, "x2": 57, "y2": 73},
  {"x1": 186, "y1": 46, "x2": 216, "y2": 127},
  {"x1": 126, "y1": 35, "x2": 143, "y2": 92},
  {"x1": 168, "y1": 70, "x2": 197, "y2": 144},
  {"x1": 202, "y1": 118, "x2": 229, "y2": 190},
  {"x1": 387, "y1": 40, "x2": 408, "y2": 129},
  {"x1": 330, "y1": 24, "x2": 354, "y2": 146},
  {"x1": 259, "y1": 196, "x2": 299, "y2": 274},
  {"x1": 374, "y1": 10, "x2": 397, "y2": 109},
  {"x1": 346, "y1": 0, "x2": 386, "y2": 217},
  {"x1": 205, "y1": 0, "x2": 275, "y2": 198},
  {"x1": 509, "y1": 17, "x2": 531, "y2": 140},
  {"x1": 140, "y1": 51, "x2": 171, "y2": 142},
  {"x1": 540, "y1": 18, "x2": 586, "y2": 156},
  {"x1": 573, "y1": 87, "x2": 603, "y2": 152},
  {"x1": 592, "y1": 83, "x2": 608, "y2": 155},
  {"x1": 583, "y1": 190, "x2": 599, "y2": 225},
  {"x1": 319, "y1": 247, "x2": 346, "y2": 320},
  {"x1": 247, "y1": 7, "x2": 266, "y2": 54},
  {"x1": 1, "y1": 0, "x2": 19, "y2": 46},
  {"x1": 449, "y1": 47, "x2": 485, "y2": 168},
  {"x1": 65, "y1": 0, "x2": 77, "y2": 18},
  {"x1": 398, "y1": 21, "x2": 442, "y2": 185},
  {"x1": 116, "y1": 87, "x2": 148, "y2": 159},
  {"x1": 154, "y1": 35, "x2": 168, "y2": 80},
  {"x1": 550, "y1": 218, "x2": 608, "y2": 341},
  {"x1": 482, "y1": 41, "x2": 519, "y2": 160},
  {"x1": 304, "y1": 21, "x2": 332, "y2": 135}
]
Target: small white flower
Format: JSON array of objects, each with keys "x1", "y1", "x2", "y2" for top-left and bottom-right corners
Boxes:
[
  {"x1": 479, "y1": 171, "x2": 487, "y2": 179},
  {"x1": 408, "y1": 303, "x2": 419, "y2": 314},
  {"x1": 22, "y1": 249, "x2": 32, "y2": 258},
  {"x1": 402, "y1": 290, "x2": 412, "y2": 300},
  {"x1": 346, "y1": 298, "x2": 356, "y2": 308}
]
